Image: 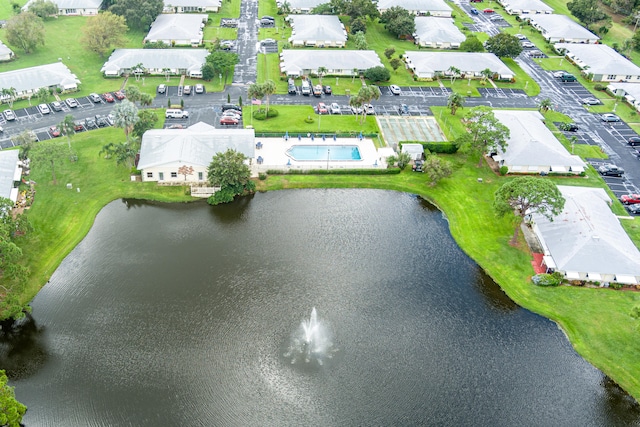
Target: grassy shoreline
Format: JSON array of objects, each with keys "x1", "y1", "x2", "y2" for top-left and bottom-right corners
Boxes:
[{"x1": 15, "y1": 127, "x2": 640, "y2": 403}]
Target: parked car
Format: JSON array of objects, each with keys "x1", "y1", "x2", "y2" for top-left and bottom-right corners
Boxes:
[
  {"x1": 220, "y1": 40, "x2": 234, "y2": 50},
  {"x1": 50, "y1": 101, "x2": 63, "y2": 111},
  {"x1": 220, "y1": 116, "x2": 239, "y2": 125},
  {"x1": 601, "y1": 113, "x2": 621, "y2": 122},
  {"x1": 483, "y1": 8, "x2": 494, "y2": 12},
  {"x1": 113, "y1": 91, "x2": 125, "y2": 100},
  {"x1": 364, "y1": 104, "x2": 375, "y2": 115},
  {"x1": 470, "y1": 7, "x2": 479, "y2": 14},
  {"x1": 389, "y1": 84, "x2": 401, "y2": 95},
  {"x1": 620, "y1": 194, "x2": 640, "y2": 204},
  {"x1": 559, "y1": 122, "x2": 578, "y2": 132},
  {"x1": 313, "y1": 85, "x2": 323, "y2": 97},
  {"x1": 527, "y1": 50, "x2": 544, "y2": 58},
  {"x1": 102, "y1": 93, "x2": 115, "y2": 103},
  {"x1": 560, "y1": 74, "x2": 577, "y2": 82},
  {"x1": 470, "y1": 0, "x2": 483, "y2": 2},
  {"x1": 521, "y1": 41, "x2": 535, "y2": 48},
  {"x1": 222, "y1": 110, "x2": 241, "y2": 119},
  {"x1": 195, "y1": 84, "x2": 204, "y2": 94},
  {"x1": 157, "y1": 84, "x2": 166, "y2": 94},
  {"x1": 490, "y1": 15, "x2": 503, "y2": 21},
  {"x1": 628, "y1": 136, "x2": 640, "y2": 146},
  {"x1": 399, "y1": 104, "x2": 409, "y2": 115},
  {"x1": 95, "y1": 114, "x2": 110, "y2": 127},
  {"x1": 350, "y1": 105, "x2": 363, "y2": 114},
  {"x1": 598, "y1": 164, "x2": 624, "y2": 176},
  {"x1": 551, "y1": 70, "x2": 566, "y2": 78},
  {"x1": 581, "y1": 97, "x2": 601, "y2": 105},
  {"x1": 38, "y1": 103, "x2": 50, "y2": 114},
  {"x1": 288, "y1": 79, "x2": 297, "y2": 95},
  {"x1": 221, "y1": 103, "x2": 241, "y2": 111},
  {"x1": 74, "y1": 121, "x2": 84, "y2": 131},
  {"x1": 183, "y1": 85, "x2": 191, "y2": 95},
  {"x1": 49, "y1": 126, "x2": 61, "y2": 137},
  {"x1": 323, "y1": 85, "x2": 332, "y2": 95},
  {"x1": 515, "y1": 34, "x2": 527, "y2": 40},
  {"x1": 317, "y1": 102, "x2": 328, "y2": 114},
  {"x1": 3, "y1": 110, "x2": 16, "y2": 121},
  {"x1": 89, "y1": 93, "x2": 102, "y2": 103},
  {"x1": 626, "y1": 204, "x2": 640, "y2": 215},
  {"x1": 330, "y1": 102, "x2": 341, "y2": 114},
  {"x1": 65, "y1": 98, "x2": 79, "y2": 108},
  {"x1": 84, "y1": 117, "x2": 97, "y2": 128},
  {"x1": 412, "y1": 159, "x2": 424, "y2": 172},
  {"x1": 260, "y1": 38, "x2": 276, "y2": 46}
]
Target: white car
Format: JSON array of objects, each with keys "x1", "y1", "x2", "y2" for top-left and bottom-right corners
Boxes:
[
  {"x1": 195, "y1": 84, "x2": 204, "y2": 94},
  {"x1": 364, "y1": 104, "x2": 375, "y2": 115},
  {"x1": 330, "y1": 103, "x2": 341, "y2": 114},
  {"x1": 38, "y1": 103, "x2": 51, "y2": 114},
  {"x1": 389, "y1": 85, "x2": 401, "y2": 95},
  {"x1": 3, "y1": 109, "x2": 16, "y2": 121},
  {"x1": 515, "y1": 34, "x2": 526, "y2": 40}
]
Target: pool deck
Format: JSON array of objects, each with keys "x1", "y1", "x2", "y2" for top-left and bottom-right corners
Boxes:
[{"x1": 251, "y1": 137, "x2": 387, "y2": 175}]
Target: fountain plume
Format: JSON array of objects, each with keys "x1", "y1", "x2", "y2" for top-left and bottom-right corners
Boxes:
[{"x1": 284, "y1": 307, "x2": 335, "y2": 365}]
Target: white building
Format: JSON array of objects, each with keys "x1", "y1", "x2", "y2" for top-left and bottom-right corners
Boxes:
[
  {"x1": 101, "y1": 49, "x2": 209, "y2": 78},
  {"x1": 0, "y1": 40, "x2": 14, "y2": 62},
  {"x1": 413, "y1": 17, "x2": 465, "y2": 49},
  {"x1": 288, "y1": 15, "x2": 347, "y2": 47},
  {"x1": 526, "y1": 15, "x2": 599, "y2": 43},
  {"x1": 138, "y1": 123, "x2": 255, "y2": 183},
  {"x1": 531, "y1": 185, "x2": 640, "y2": 285},
  {"x1": 492, "y1": 110, "x2": 586, "y2": 175},
  {"x1": 0, "y1": 63, "x2": 80, "y2": 101},
  {"x1": 498, "y1": 0, "x2": 553, "y2": 15},
  {"x1": 403, "y1": 51, "x2": 514, "y2": 80},
  {"x1": 280, "y1": 50, "x2": 383, "y2": 77},
  {"x1": 144, "y1": 14, "x2": 208, "y2": 47},
  {"x1": 555, "y1": 43, "x2": 640, "y2": 83},
  {"x1": 0, "y1": 150, "x2": 21, "y2": 203},
  {"x1": 163, "y1": 0, "x2": 220, "y2": 13},
  {"x1": 22, "y1": 0, "x2": 103, "y2": 15},
  {"x1": 604, "y1": 82, "x2": 640, "y2": 112},
  {"x1": 278, "y1": 0, "x2": 325, "y2": 13},
  {"x1": 377, "y1": 0, "x2": 453, "y2": 17}
]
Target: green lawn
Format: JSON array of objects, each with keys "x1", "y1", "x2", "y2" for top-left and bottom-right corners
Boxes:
[{"x1": 0, "y1": 0, "x2": 27, "y2": 20}]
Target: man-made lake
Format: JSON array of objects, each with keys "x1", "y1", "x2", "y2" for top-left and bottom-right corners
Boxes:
[{"x1": 4, "y1": 190, "x2": 640, "y2": 426}]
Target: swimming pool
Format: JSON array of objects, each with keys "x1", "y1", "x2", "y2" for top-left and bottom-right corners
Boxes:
[{"x1": 286, "y1": 145, "x2": 362, "y2": 161}]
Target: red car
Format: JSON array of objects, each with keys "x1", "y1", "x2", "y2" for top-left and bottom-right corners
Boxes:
[
  {"x1": 103, "y1": 93, "x2": 115, "y2": 102},
  {"x1": 317, "y1": 102, "x2": 328, "y2": 114},
  {"x1": 74, "y1": 122, "x2": 84, "y2": 131},
  {"x1": 113, "y1": 91, "x2": 125, "y2": 100},
  {"x1": 483, "y1": 8, "x2": 494, "y2": 12},
  {"x1": 621, "y1": 194, "x2": 640, "y2": 204},
  {"x1": 220, "y1": 116, "x2": 239, "y2": 125},
  {"x1": 49, "y1": 126, "x2": 61, "y2": 137}
]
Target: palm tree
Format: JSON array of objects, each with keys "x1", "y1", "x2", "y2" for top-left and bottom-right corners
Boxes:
[
  {"x1": 447, "y1": 92, "x2": 465, "y2": 115},
  {"x1": 247, "y1": 82, "x2": 265, "y2": 122},
  {"x1": 317, "y1": 66, "x2": 327, "y2": 85},
  {"x1": 162, "y1": 68, "x2": 171, "y2": 82},
  {"x1": 132, "y1": 62, "x2": 145, "y2": 81},
  {"x1": 480, "y1": 68, "x2": 493, "y2": 85},
  {"x1": 2, "y1": 88, "x2": 17, "y2": 108},
  {"x1": 262, "y1": 80, "x2": 277, "y2": 115},
  {"x1": 447, "y1": 66, "x2": 461, "y2": 84},
  {"x1": 538, "y1": 98, "x2": 552, "y2": 113},
  {"x1": 36, "y1": 87, "x2": 50, "y2": 104},
  {"x1": 357, "y1": 85, "x2": 381, "y2": 124},
  {"x1": 112, "y1": 99, "x2": 139, "y2": 142},
  {"x1": 349, "y1": 94, "x2": 364, "y2": 121},
  {"x1": 59, "y1": 114, "x2": 76, "y2": 151},
  {"x1": 352, "y1": 68, "x2": 359, "y2": 83}
]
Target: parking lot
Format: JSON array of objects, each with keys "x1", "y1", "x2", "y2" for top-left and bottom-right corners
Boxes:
[{"x1": 478, "y1": 88, "x2": 528, "y2": 98}]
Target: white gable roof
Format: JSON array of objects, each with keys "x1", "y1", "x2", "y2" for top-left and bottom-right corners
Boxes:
[
  {"x1": 528, "y1": 15, "x2": 599, "y2": 41},
  {"x1": 404, "y1": 52, "x2": 513, "y2": 77},
  {"x1": 138, "y1": 123, "x2": 256, "y2": 169},
  {"x1": 494, "y1": 110, "x2": 586, "y2": 170},
  {"x1": 0, "y1": 150, "x2": 19, "y2": 201},
  {"x1": 23, "y1": 0, "x2": 102, "y2": 10},
  {"x1": 555, "y1": 43, "x2": 640, "y2": 77},
  {"x1": 289, "y1": 15, "x2": 347, "y2": 43},
  {"x1": 378, "y1": 0, "x2": 452, "y2": 12},
  {"x1": 145, "y1": 14, "x2": 207, "y2": 42},
  {"x1": 164, "y1": 0, "x2": 220, "y2": 7},
  {"x1": 502, "y1": 0, "x2": 553, "y2": 11},
  {"x1": 532, "y1": 186, "x2": 640, "y2": 279},
  {"x1": 414, "y1": 17, "x2": 465, "y2": 44},
  {"x1": 101, "y1": 49, "x2": 209, "y2": 74},
  {"x1": 0, "y1": 62, "x2": 80, "y2": 93},
  {"x1": 0, "y1": 40, "x2": 14, "y2": 57},
  {"x1": 281, "y1": 50, "x2": 383, "y2": 74}
]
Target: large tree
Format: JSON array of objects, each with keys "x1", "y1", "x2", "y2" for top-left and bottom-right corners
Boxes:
[
  {"x1": 27, "y1": 0, "x2": 58, "y2": 19},
  {"x1": 207, "y1": 149, "x2": 255, "y2": 205},
  {"x1": 494, "y1": 177, "x2": 565, "y2": 245},
  {"x1": 379, "y1": 6, "x2": 415, "y2": 38},
  {"x1": 462, "y1": 106, "x2": 510, "y2": 167},
  {"x1": 0, "y1": 198, "x2": 30, "y2": 290},
  {"x1": 111, "y1": 99, "x2": 139, "y2": 142},
  {"x1": 459, "y1": 35, "x2": 484, "y2": 52},
  {"x1": 132, "y1": 109, "x2": 158, "y2": 139},
  {"x1": 5, "y1": 12, "x2": 45, "y2": 53},
  {"x1": 331, "y1": 0, "x2": 379, "y2": 20},
  {"x1": 363, "y1": 66, "x2": 390, "y2": 82},
  {"x1": 204, "y1": 51, "x2": 239, "y2": 84},
  {"x1": 261, "y1": 80, "x2": 277, "y2": 115},
  {"x1": 357, "y1": 85, "x2": 380, "y2": 124},
  {"x1": 567, "y1": 0, "x2": 608, "y2": 25},
  {"x1": 109, "y1": 0, "x2": 163, "y2": 30},
  {"x1": 29, "y1": 140, "x2": 68, "y2": 185},
  {"x1": 447, "y1": 92, "x2": 465, "y2": 115},
  {"x1": 81, "y1": 11, "x2": 128, "y2": 57},
  {"x1": 484, "y1": 33, "x2": 522, "y2": 58},
  {"x1": 0, "y1": 369, "x2": 27, "y2": 426},
  {"x1": 352, "y1": 30, "x2": 368, "y2": 50},
  {"x1": 423, "y1": 154, "x2": 453, "y2": 186}
]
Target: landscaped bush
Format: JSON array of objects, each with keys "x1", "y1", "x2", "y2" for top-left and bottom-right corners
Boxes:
[
  {"x1": 400, "y1": 141, "x2": 459, "y2": 154},
  {"x1": 265, "y1": 168, "x2": 401, "y2": 175},
  {"x1": 258, "y1": 172, "x2": 267, "y2": 180},
  {"x1": 500, "y1": 166, "x2": 509, "y2": 176},
  {"x1": 253, "y1": 108, "x2": 279, "y2": 120},
  {"x1": 594, "y1": 84, "x2": 606, "y2": 91},
  {"x1": 532, "y1": 273, "x2": 562, "y2": 287}
]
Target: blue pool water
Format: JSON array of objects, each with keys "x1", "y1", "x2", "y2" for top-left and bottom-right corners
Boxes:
[{"x1": 287, "y1": 145, "x2": 362, "y2": 161}]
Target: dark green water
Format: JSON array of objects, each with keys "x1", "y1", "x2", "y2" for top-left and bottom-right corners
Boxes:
[{"x1": 3, "y1": 190, "x2": 639, "y2": 426}]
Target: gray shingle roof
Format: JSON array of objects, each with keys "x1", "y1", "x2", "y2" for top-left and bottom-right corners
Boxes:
[
  {"x1": 528, "y1": 15, "x2": 599, "y2": 41},
  {"x1": 494, "y1": 110, "x2": 585, "y2": 170},
  {"x1": 101, "y1": 49, "x2": 209, "y2": 74},
  {"x1": 0, "y1": 150, "x2": 19, "y2": 201},
  {"x1": 377, "y1": 0, "x2": 452, "y2": 12},
  {"x1": 145, "y1": 14, "x2": 207, "y2": 42},
  {"x1": 282, "y1": 0, "x2": 325, "y2": 10},
  {"x1": 404, "y1": 52, "x2": 513, "y2": 77},
  {"x1": 532, "y1": 186, "x2": 640, "y2": 278},
  {"x1": 0, "y1": 62, "x2": 80, "y2": 93},
  {"x1": 280, "y1": 50, "x2": 383, "y2": 74},
  {"x1": 289, "y1": 15, "x2": 347, "y2": 43},
  {"x1": 501, "y1": 0, "x2": 553, "y2": 12},
  {"x1": 138, "y1": 123, "x2": 256, "y2": 169},
  {"x1": 555, "y1": 43, "x2": 640, "y2": 77},
  {"x1": 414, "y1": 17, "x2": 465, "y2": 44},
  {"x1": 23, "y1": 0, "x2": 102, "y2": 10},
  {"x1": 163, "y1": 0, "x2": 220, "y2": 6}
]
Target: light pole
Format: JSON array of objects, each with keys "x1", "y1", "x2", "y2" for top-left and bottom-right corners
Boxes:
[{"x1": 327, "y1": 148, "x2": 330, "y2": 170}]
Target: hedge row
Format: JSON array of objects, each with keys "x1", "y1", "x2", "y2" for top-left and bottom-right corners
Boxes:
[
  {"x1": 399, "y1": 141, "x2": 459, "y2": 154},
  {"x1": 265, "y1": 168, "x2": 401, "y2": 175}
]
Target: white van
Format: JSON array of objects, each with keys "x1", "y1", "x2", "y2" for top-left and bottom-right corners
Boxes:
[{"x1": 165, "y1": 109, "x2": 189, "y2": 119}]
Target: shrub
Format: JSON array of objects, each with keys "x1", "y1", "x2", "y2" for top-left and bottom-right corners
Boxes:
[
  {"x1": 399, "y1": 141, "x2": 458, "y2": 154},
  {"x1": 594, "y1": 83, "x2": 605, "y2": 91},
  {"x1": 532, "y1": 273, "x2": 561, "y2": 287},
  {"x1": 253, "y1": 108, "x2": 279, "y2": 120},
  {"x1": 258, "y1": 172, "x2": 267, "y2": 180},
  {"x1": 499, "y1": 165, "x2": 509, "y2": 176}
]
